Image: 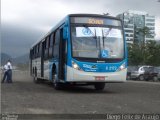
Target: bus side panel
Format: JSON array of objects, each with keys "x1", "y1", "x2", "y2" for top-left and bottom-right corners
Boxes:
[
  {"x1": 49, "y1": 61, "x2": 53, "y2": 81},
  {"x1": 32, "y1": 58, "x2": 41, "y2": 77},
  {"x1": 43, "y1": 60, "x2": 50, "y2": 80},
  {"x1": 36, "y1": 58, "x2": 41, "y2": 78},
  {"x1": 49, "y1": 60, "x2": 59, "y2": 81},
  {"x1": 30, "y1": 59, "x2": 34, "y2": 76}
]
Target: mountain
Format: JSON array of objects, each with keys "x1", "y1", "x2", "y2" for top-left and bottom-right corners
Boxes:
[
  {"x1": 13, "y1": 53, "x2": 29, "y2": 64},
  {"x1": 1, "y1": 53, "x2": 29, "y2": 65},
  {"x1": 1, "y1": 53, "x2": 12, "y2": 65}
]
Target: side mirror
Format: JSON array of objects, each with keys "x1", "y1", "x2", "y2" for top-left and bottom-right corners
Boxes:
[{"x1": 63, "y1": 26, "x2": 68, "y2": 39}]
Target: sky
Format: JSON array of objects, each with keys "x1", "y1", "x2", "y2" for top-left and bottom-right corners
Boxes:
[{"x1": 1, "y1": 0, "x2": 160, "y2": 57}]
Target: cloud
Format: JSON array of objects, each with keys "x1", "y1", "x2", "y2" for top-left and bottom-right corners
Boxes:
[
  {"x1": 1, "y1": 23, "x2": 45, "y2": 57},
  {"x1": 1, "y1": 0, "x2": 160, "y2": 56}
]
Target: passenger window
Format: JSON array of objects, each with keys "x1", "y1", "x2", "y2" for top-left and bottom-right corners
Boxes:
[
  {"x1": 44, "y1": 37, "x2": 49, "y2": 59},
  {"x1": 46, "y1": 37, "x2": 49, "y2": 49},
  {"x1": 49, "y1": 34, "x2": 54, "y2": 58},
  {"x1": 38, "y1": 43, "x2": 41, "y2": 57},
  {"x1": 50, "y1": 34, "x2": 54, "y2": 47},
  {"x1": 44, "y1": 40, "x2": 46, "y2": 50},
  {"x1": 34, "y1": 46, "x2": 36, "y2": 58},
  {"x1": 55, "y1": 30, "x2": 60, "y2": 44},
  {"x1": 39, "y1": 43, "x2": 42, "y2": 56},
  {"x1": 54, "y1": 30, "x2": 60, "y2": 58},
  {"x1": 48, "y1": 36, "x2": 50, "y2": 48}
]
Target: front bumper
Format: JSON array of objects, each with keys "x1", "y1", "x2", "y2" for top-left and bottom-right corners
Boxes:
[{"x1": 66, "y1": 66, "x2": 127, "y2": 82}]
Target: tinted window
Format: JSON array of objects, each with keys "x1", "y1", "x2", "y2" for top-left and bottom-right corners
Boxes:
[
  {"x1": 46, "y1": 37, "x2": 49, "y2": 49},
  {"x1": 54, "y1": 30, "x2": 60, "y2": 58},
  {"x1": 50, "y1": 33, "x2": 54, "y2": 47}
]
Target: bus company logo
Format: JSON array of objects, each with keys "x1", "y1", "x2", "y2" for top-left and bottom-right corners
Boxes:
[
  {"x1": 83, "y1": 64, "x2": 97, "y2": 69},
  {"x1": 82, "y1": 28, "x2": 91, "y2": 35}
]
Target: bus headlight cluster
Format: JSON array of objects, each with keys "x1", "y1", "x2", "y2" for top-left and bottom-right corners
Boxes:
[
  {"x1": 117, "y1": 63, "x2": 126, "y2": 71},
  {"x1": 72, "y1": 61, "x2": 82, "y2": 71}
]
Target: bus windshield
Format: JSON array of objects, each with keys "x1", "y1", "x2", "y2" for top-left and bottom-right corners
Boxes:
[{"x1": 71, "y1": 26, "x2": 124, "y2": 60}]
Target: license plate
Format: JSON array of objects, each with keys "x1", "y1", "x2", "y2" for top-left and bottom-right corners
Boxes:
[{"x1": 95, "y1": 76, "x2": 105, "y2": 81}]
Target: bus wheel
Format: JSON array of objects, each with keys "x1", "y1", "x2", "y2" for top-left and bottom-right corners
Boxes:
[
  {"x1": 52, "y1": 74, "x2": 61, "y2": 90},
  {"x1": 94, "y1": 83, "x2": 105, "y2": 90}
]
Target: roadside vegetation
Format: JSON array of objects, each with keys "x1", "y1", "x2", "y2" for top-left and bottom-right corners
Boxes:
[{"x1": 128, "y1": 40, "x2": 160, "y2": 66}]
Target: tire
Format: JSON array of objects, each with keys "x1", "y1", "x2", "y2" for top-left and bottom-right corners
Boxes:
[
  {"x1": 94, "y1": 83, "x2": 105, "y2": 90},
  {"x1": 153, "y1": 76, "x2": 158, "y2": 82},
  {"x1": 52, "y1": 73, "x2": 61, "y2": 90},
  {"x1": 139, "y1": 75, "x2": 145, "y2": 81}
]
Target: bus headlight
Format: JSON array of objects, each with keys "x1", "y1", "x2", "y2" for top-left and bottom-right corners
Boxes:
[
  {"x1": 117, "y1": 63, "x2": 126, "y2": 71},
  {"x1": 72, "y1": 61, "x2": 82, "y2": 71}
]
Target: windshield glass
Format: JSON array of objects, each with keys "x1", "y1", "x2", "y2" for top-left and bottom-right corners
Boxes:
[{"x1": 71, "y1": 26, "x2": 124, "y2": 59}]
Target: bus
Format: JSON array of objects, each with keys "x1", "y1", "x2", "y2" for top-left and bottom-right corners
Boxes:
[{"x1": 30, "y1": 14, "x2": 127, "y2": 90}]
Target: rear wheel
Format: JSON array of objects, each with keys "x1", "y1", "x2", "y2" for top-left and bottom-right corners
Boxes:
[{"x1": 94, "y1": 83, "x2": 105, "y2": 90}]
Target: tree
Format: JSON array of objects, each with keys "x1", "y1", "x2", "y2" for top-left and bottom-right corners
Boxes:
[
  {"x1": 145, "y1": 41, "x2": 160, "y2": 66},
  {"x1": 128, "y1": 40, "x2": 160, "y2": 66},
  {"x1": 135, "y1": 27, "x2": 152, "y2": 65},
  {"x1": 128, "y1": 44, "x2": 144, "y2": 65}
]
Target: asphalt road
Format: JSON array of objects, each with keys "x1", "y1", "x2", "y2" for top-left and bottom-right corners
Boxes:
[{"x1": 1, "y1": 71, "x2": 160, "y2": 115}]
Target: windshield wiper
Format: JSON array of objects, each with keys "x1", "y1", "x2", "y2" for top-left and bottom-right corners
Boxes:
[
  {"x1": 101, "y1": 28, "x2": 112, "y2": 48},
  {"x1": 104, "y1": 28, "x2": 112, "y2": 37}
]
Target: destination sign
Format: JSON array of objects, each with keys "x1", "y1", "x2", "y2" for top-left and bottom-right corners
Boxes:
[
  {"x1": 88, "y1": 18, "x2": 104, "y2": 25},
  {"x1": 70, "y1": 17, "x2": 121, "y2": 26}
]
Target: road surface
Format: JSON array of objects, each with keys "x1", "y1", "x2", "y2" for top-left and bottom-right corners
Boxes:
[{"x1": 1, "y1": 71, "x2": 160, "y2": 119}]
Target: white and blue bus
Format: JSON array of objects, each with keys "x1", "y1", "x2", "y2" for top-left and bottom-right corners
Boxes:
[{"x1": 30, "y1": 14, "x2": 127, "y2": 90}]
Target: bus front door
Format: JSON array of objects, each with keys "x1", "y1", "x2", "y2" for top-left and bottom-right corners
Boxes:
[{"x1": 58, "y1": 28, "x2": 66, "y2": 81}]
